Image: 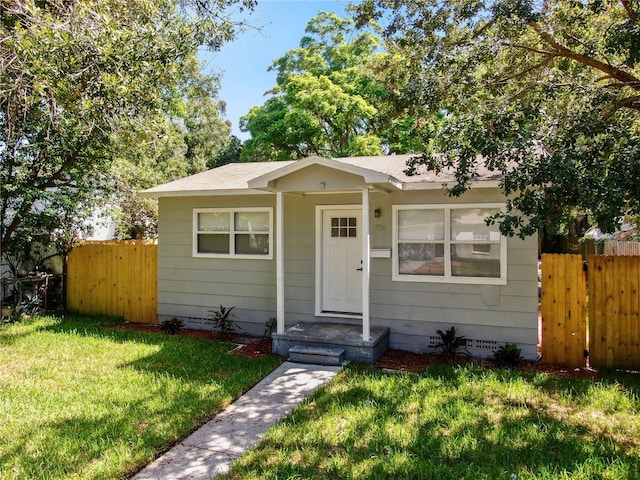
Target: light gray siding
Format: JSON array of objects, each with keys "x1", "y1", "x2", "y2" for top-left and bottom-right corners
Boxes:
[
  {"x1": 157, "y1": 195, "x2": 277, "y2": 334},
  {"x1": 366, "y1": 188, "x2": 538, "y2": 358},
  {"x1": 156, "y1": 186, "x2": 539, "y2": 358}
]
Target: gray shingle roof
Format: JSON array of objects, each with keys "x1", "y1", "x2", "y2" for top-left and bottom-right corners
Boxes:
[{"x1": 140, "y1": 155, "x2": 502, "y2": 197}]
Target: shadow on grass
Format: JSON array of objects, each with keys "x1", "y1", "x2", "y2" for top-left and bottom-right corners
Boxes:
[
  {"x1": 0, "y1": 327, "x2": 33, "y2": 346},
  {"x1": 227, "y1": 364, "x2": 640, "y2": 480},
  {"x1": 0, "y1": 396, "x2": 187, "y2": 479},
  {"x1": 39, "y1": 313, "x2": 281, "y2": 384},
  {"x1": 2, "y1": 313, "x2": 281, "y2": 480}
]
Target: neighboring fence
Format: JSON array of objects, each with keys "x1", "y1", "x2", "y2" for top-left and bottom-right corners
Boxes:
[
  {"x1": 541, "y1": 254, "x2": 640, "y2": 369},
  {"x1": 604, "y1": 240, "x2": 640, "y2": 256},
  {"x1": 67, "y1": 240, "x2": 157, "y2": 324}
]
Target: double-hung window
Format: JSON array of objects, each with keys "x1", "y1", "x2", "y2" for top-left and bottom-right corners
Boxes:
[
  {"x1": 392, "y1": 204, "x2": 506, "y2": 284},
  {"x1": 193, "y1": 208, "x2": 273, "y2": 259}
]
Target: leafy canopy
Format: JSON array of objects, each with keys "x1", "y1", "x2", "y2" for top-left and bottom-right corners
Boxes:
[
  {"x1": 354, "y1": 0, "x2": 640, "y2": 237},
  {"x1": 240, "y1": 11, "x2": 424, "y2": 161},
  {"x1": 1, "y1": 0, "x2": 250, "y2": 254},
  {"x1": 109, "y1": 67, "x2": 232, "y2": 239}
]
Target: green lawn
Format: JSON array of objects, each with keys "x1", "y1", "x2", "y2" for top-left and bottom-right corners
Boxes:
[
  {"x1": 0, "y1": 314, "x2": 282, "y2": 480},
  {"x1": 225, "y1": 364, "x2": 640, "y2": 480}
]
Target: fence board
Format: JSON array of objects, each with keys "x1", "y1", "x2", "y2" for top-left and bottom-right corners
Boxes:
[
  {"x1": 589, "y1": 256, "x2": 640, "y2": 369},
  {"x1": 604, "y1": 240, "x2": 640, "y2": 256},
  {"x1": 67, "y1": 240, "x2": 157, "y2": 324},
  {"x1": 540, "y1": 254, "x2": 587, "y2": 367}
]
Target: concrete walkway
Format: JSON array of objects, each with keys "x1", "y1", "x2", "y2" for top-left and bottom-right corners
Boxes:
[{"x1": 133, "y1": 362, "x2": 342, "y2": 480}]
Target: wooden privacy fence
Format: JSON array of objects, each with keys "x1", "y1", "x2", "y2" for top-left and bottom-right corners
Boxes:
[
  {"x1": 67, "y1": 240, "x2": 158, "y2": 324},
  {"x1": 541, "y1": 254, "x2": 640, "y2": 369},
  {"x1": 540, "y1": 254, "x2": 587, "y2": 367},
  {"x1": 605, "y1": 240, "x2": 640, "y2": 256},
  {"x1": 589, "y1": 256, "x2": 640, "y2": 369}
]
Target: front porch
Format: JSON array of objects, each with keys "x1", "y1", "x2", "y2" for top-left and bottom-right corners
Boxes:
[{"x1": 272, "y1": 322, "x2": 390, "y2": 364}]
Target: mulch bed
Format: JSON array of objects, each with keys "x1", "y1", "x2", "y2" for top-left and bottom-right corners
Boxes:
[
  {"x1": 376, "y1": 348, "x2": 599, "y2": 379},
  {"x1": 113, "y1": 323, "x2": 599, "y2": 379}
]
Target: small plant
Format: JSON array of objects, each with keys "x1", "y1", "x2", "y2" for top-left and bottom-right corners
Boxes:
[
  {"x1": 209, "y1": 305, "x2": 236, "y2": 334},
  {"x1": 255, "y1": 317, "x2": 277, "y2": 353},
  {"x1": 264, "y1": 317, "x2": 276, "y2": 336},
  {"x1": 160, "y1": 317, "x2": 184, "y2": 335},
  {"x1": 432, "y1": 326, "x2": 470, "y2": 360},
  {"x1": 494, "y1": 343, "x2": 523, "y2": 368}
]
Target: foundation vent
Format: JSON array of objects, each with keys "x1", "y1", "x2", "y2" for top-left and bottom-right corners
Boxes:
[{"x1": 470, "y1": 339, "x2": 499, "y2": 351}]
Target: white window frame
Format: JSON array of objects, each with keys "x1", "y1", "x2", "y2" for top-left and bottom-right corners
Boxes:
[
  {"x1": 193, "y1": 207, "x2": 273, "y2": 260},
  {"x1": 392, "y1": 204, "x2": 507, "y2": 285}
]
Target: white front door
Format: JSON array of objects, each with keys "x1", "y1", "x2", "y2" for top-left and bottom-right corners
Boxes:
[{"x1": 320, "y1": 208, "x2": 363, "y2": 314}]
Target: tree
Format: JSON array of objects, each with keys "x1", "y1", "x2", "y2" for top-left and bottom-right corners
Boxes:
[
  {"x1": 240, "y1": 11, "x2": 423, "y2": 161},
  {"x1": 209, "y1": 135, "x2": 243, "y2": 167},
  {"x1": 1, "y1": 0, "x2": 252, "y2": 255},
  {"x1": 353, "y1": 0, "x2": 640, "y2": 238},
  {"x1": 109, "y1": 67, "x2": 232, "y2": 239}
]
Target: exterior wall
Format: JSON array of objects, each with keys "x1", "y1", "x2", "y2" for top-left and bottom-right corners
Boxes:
[
  {"x1": 157, "y1": 195, "x2": 277, "y2": 335},
  {"x1": 282, "y1": 192, "x2": 362, "y2": 322},
  {"x1": 157, "y1": 184, "x2": 539, "y2": 359},
  {"x1": 272, "y1": 164, "x2": 364, "y2": 192},
  {"x1": 279, "y1": 188, "x2": 539, "y2": 359}
]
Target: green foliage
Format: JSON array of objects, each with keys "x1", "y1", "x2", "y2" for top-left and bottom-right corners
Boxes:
[
  {"x1": 209, "y1": 304, "x2": 236, "y2": 334},
  {"x1": 1, "y1": 0, "x2": 244, "y2": 252},
  {"x1": 230, "y1": 365, "x2": 640, "y2": 479},
  {"x1": 109, "y1": 68, "x2": 231, "y2": 239},
  {"x1": 160, "y1": 316, "x2": 185, "y2": 335},
  {"x1": 0, "y1": 314, "x2": 281, "y2": 479},
  {"x1": 494, "y1": 342, "x2": 524, "y2": 368},
  {"x1": 209, "y1": 135, "x2": 243, "y2": 167},
  {"x1": 239, "y1": 11, "x2": 426, "y2": 161},
  {"x1": 354, "y1": 0, "x2": 640, "y2": 238},
  {"x1": 432, "y1": 326, "x2": 471, "y2": 360}
]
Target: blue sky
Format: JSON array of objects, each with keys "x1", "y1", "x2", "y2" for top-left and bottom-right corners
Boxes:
[{"x1": 202, "y1": 0, "x2": 352, "y2": 140}]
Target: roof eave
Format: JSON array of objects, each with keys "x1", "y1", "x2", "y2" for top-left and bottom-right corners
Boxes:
[
  {"x1": 403, "y1": 180, "x2": 502, "y2": 190},
  {"x1": 139, "y1": 188, "x2": 273, "y2": 198}
]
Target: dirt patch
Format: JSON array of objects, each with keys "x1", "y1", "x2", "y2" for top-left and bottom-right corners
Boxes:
[{"x1": 113, "y1": 323, "x2": 598, "y2": 379}]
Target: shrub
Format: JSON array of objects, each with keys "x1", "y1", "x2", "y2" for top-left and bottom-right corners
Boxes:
[
  {"x1": 433, "y1": 326, "x2": 471, "y2": 360},
  {"x1": 494, "y1": 343, "x2": 523, "y2": 368},
  {"x1": 160, "y1": 317, "x2": 184, "y2": 335},
  {"x1": 209, "y1": 305, "x2": 236, "y2": 334}
]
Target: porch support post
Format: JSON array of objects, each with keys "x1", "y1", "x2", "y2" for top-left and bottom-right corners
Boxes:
[
  {"x1": 362, "y1": 186, "x2": 371, "y2": 341},
  {"x1": 276, "y1": 191, "x2": 285, "y2": 334}
]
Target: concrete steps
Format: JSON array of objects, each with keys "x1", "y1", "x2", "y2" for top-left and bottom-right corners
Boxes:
[
  {"x1": 273, "y1": 322, "x2": 390, "y2": 364},
  {"x1": 288, "y1": 344, "x2": 346, "y2": 366}
]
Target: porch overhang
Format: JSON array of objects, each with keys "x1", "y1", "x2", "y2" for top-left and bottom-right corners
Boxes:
[{"x1": 247, "y1": 156, "x2": 403, "y2": 192}]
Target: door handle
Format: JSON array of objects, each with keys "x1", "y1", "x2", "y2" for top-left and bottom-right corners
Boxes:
[{"x1": 356, "y1": 267, "x2": 363, "y2": 271}]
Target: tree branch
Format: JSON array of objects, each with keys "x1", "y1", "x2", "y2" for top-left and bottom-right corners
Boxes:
[
  {"x1": 529, "y1": 23, "x2": 640, "y2": 90},
  {"x1": 494, "y1": 55, "x2": 556, "y2": 85},
  {"x1": 616, "y1": 95, "x2": 640, "y2": 110},
  {"x1": 500, "y1": 42, "x2": 555, "y2": 56},
  {"x1": 620, "y1": 0, "x2": 637, "y2": 18}
]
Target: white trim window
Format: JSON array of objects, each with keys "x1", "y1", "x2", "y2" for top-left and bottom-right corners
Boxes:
[
  {"x1": 193, "y1": 208, "x2": 273, "y2": 259},
  {"x1": 392, "y1": 204, "x2": 507, "y2": 284}
]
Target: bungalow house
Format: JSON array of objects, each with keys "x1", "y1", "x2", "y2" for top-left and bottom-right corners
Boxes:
[{"x1": 140, "y1": 155, "x2": 539, "y2": 363}]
